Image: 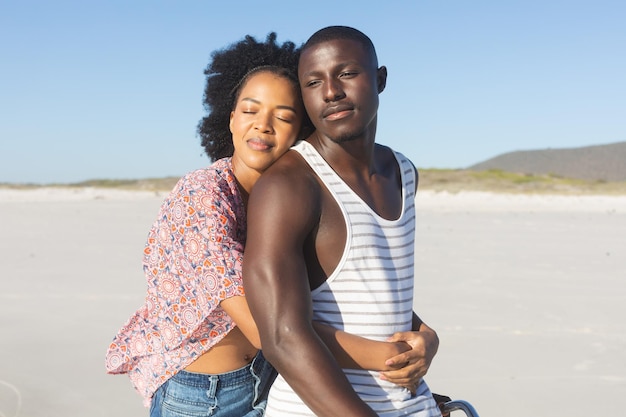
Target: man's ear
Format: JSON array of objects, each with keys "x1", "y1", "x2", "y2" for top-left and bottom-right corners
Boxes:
[{"x1": 377, "y1": 66, "x2": 388, "y2": 94}]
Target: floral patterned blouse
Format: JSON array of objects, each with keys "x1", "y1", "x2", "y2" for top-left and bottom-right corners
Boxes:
[{"x1": 105, "y1": 158, "x2": 247, "y2": 406}]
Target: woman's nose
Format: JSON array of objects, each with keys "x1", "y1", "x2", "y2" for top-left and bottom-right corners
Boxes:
[{"x1": 254, "y1": 114, "x2": 273, "y2": 133}]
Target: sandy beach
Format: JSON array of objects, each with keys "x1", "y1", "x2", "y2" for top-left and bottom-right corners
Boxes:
[{"x1": 1, "y1": 188, "x2": 624, "y2": 417}]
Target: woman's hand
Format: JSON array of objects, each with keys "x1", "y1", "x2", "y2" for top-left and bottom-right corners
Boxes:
[{"x1": 379, "y1": 328, "x2": 439, "y2": 393}]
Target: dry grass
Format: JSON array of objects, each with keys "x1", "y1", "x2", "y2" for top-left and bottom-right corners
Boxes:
[
  {"x1": 2, "y1": 170, "x2": 626, "y2": 195},
  {"x1": 418, "y1": 169, "x2": 626, "y2": 195},
  {"x1": 0, "y1": 177, "x2": 181, "y2": 192}
]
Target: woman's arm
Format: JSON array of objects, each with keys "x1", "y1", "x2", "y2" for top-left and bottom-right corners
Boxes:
[
  {"x1": 222, "y1": 297, "x2": 431, "y2": 392},
  {"x1": 221, "y1": 296, "x2": 410, "y2": 369},
  {"x1": 312, "y1": 322, "x2": 410, "y2": 371},
  {"x1": 220, "y1": 296, "x2": 262, "y2": 349}
]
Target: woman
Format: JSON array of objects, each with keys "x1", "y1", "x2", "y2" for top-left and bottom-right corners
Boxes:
[{"x1": 105, "y1": 33, "x2": 433, "y2": 417}]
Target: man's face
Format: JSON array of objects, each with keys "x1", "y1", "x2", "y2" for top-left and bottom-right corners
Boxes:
[{"x1": 298, "y1": 38, "x2": 382, "y2": 143}]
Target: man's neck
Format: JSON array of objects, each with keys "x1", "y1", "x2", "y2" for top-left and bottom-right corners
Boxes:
[{"x1": 308, "y1": 131, "x2": 378, "y2": 177}]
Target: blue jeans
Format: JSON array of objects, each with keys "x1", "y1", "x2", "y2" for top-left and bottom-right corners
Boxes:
[{"x1": 150, "y1": 352, "x2": 276, "y2": 417}]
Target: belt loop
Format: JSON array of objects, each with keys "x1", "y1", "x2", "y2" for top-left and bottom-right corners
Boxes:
[{"x1": 205, "y1": 374, "x2": 219, "y2": 399}]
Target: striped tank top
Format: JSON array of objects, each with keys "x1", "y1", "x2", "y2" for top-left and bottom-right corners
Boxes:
[{"x1": 264, "y1": 140, "x2": 440, "y2": 416}]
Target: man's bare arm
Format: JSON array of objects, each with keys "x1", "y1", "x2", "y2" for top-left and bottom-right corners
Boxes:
[{"x1": 243, "y1": 155, "x2": 376, "y2": 417}]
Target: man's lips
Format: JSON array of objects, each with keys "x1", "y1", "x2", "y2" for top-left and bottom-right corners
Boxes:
[{"x1": 322, "y1": 104, "x2": 354, "y2": 121}]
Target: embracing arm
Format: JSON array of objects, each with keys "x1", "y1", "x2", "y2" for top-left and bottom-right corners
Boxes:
[
  {"x1": 312, "y1": 323, "x2": 410, "y2": 371},
  {"x1": 223, "y1": 272, "x2": 434, "y2": 387},
  {"x1": 223, "y1": 296, "x2": 410, "y2": 371},
  {"x1": 242, "y1": 158, "x2": 376, "y2": 417}
]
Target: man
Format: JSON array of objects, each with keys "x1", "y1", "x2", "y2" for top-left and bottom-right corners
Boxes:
[{"x1": 243, "y1": 26, "x2": 441, "y2": 417}]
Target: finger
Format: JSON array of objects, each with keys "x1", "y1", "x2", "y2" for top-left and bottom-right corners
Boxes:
[
  {"x1": 385, "y1": 353, "x2": 409, "y2": 367},
  {"x1": 382, "y1": 367, "x2": 425, "y2": 382},
  {"x1": 386, "y1": 331, "x2": 413, "y2": 343},
  {"x1": 381, "y1": 368, "x2": 411, "y2": 380},
  {"x1": 384, "y1": 363, "x2": 425, "y2": 381},
  {"x1": 380, "y1": 374, "x2": 412, "y2": 385},
  {"x1": 386, "y1": 352, "x2": 423, "y2": 367},
  {"x1": 385, "y1": 358, "x2": 412, "y2": 369},
  {"x1": 381, "y1": 366, "x2": 413, "y2": 378},
  {"x1": 387, "y1": 332, "x2": 406, "y2": 343}
]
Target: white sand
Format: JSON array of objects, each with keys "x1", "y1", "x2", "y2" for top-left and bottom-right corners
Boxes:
[{"x1": 1, "y1": 188, "x2": 624, "y2": 417}]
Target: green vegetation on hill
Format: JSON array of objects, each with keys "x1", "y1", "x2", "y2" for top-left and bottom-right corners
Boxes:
[
  {"x1": 0, "y1": 177, "x2": 181, "y2": 192},
  {"x1": 418, "y1": 169, "x2": 626, "y2": 195},
  {"x1": 73, "y1": 177, "x2": 182, "y2": 191},
  {"x1": 2, "y1": 170, "x2": 626, "y2": 195}
]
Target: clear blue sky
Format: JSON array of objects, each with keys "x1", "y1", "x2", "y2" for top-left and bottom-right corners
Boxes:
[{"x1": 1, "y1": 0, "x2": 625, "y2": 184}]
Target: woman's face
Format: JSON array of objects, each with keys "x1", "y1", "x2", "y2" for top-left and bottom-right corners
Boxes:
[{"x1": 229, "y1": 71, "x2": 303, "y2": 187}]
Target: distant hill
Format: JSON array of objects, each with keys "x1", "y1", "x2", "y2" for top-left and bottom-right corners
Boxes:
[{"x1": 469, "y1": 141, "x2": 626, "y2": 181}]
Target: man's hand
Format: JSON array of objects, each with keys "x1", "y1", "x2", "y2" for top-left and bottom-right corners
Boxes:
[{"x1": 378, "y1": 329, "x2": 439, "y2": 393}]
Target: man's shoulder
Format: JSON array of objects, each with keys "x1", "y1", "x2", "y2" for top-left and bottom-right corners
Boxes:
[
  {"x1": 260, "y1": 149, "x2": 314, "y2": 182},
  {"x1": 250, "y1": 149, "x2": 322, "y2": 215},
  {"x1": 374, "y1": 143, "x2": 416, "y2": 167},
  {"x1": 373, "y1": 144, "x2": 418, "y2": 189},
  {"x1": 375, "y1": 143, "x2": 405, "y2": 159}
]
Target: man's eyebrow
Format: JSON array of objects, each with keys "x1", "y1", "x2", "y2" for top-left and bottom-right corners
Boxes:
[
  {"x1": 300, "y1": 69, "x2": 323, "y2": 78},
  {"x1": 301, "y1": 61, "x2": 361, "y2": 78}
]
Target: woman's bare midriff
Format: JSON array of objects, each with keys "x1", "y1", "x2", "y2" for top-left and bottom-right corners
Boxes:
[{"x1": 185, "y1": 326, "x2": 259, "y2": 374}]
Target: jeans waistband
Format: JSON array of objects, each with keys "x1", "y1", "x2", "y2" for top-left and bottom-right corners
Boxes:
[{"x1": 172, "y1": 351, "x2": 267, "y2": 388}]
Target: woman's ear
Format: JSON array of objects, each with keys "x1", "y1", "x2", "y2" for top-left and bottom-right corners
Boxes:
[{"x1": 229, "y1": 111, "x2": 235, "y2": 133}]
